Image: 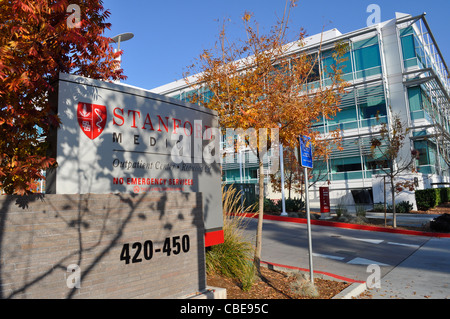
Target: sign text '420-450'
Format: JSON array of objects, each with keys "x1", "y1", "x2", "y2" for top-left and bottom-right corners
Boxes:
[{"x1": 120, "y1": 235, "x2": 190, "y2": 264}]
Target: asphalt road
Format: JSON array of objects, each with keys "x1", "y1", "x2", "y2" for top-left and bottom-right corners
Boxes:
[{"x1": 241, "y1": 217, "x2": 431, "y2": 282}]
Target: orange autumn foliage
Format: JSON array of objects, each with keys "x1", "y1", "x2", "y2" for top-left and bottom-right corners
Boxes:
[
  {"x1": 0, "y1": 0, "x2": 125, "y2": 194},
  {"x1": 184, "y1": 1, "x2": 348, "y2": 271}
]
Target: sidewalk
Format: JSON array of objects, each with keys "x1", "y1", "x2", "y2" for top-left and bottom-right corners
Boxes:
[
  {"x1": 315, "y1": 215, "x2": 450, "y2": 299},
  {"x1": 361, "y1": 237, "x2": 450, "y2": 299},
  {"x1": 319, "y1": 214, "x2": 450, "y2": 299}
]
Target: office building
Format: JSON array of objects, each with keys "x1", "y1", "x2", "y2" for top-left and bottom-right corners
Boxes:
[{"x1": 151, "y1": 12, "x2": 450, "y2": 211}]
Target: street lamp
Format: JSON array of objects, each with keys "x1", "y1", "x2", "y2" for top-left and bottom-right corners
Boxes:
[
  {"x1": 110, "y1": 32, "x2": 134, "y2": 81},
  {"x1": 280, "y1": 143, "x2": 288, "y2": 216},
  {"x1": 110, "y1": 32, "x2": 134, "y2": 53}
]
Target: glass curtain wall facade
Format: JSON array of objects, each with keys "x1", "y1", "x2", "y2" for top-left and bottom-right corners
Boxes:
[
  {"x1": 399, "y1": 17, "x2": 450, "y2": 181},
  {"x1": 169, "y1": 33, "x2": 390, "y2": 186}
]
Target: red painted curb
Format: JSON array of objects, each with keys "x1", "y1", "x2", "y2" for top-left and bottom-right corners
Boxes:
[
  {"x1": 261, "y1": 261, "x2": 365, "y2": 284},
  {"x1": 239, "y1": 213, "x2": 450, "y2": 238}
]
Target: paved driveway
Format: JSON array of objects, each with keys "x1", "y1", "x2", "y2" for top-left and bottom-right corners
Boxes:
[{"x1": 241, "y1": 217, "x2": 431, "y2": 282}]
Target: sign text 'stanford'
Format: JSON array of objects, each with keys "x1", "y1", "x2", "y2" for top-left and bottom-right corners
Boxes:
[{"x1": 112, "y1": 107, "x2": 211, "y2": 137}]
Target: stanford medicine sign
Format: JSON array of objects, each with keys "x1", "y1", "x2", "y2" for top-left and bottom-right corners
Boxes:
[{"x1": 48, "y1": 73, "x2": 223, "y2": 246}]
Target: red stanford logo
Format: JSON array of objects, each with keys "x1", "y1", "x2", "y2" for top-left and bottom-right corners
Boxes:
[{"x1": 77, "y1": 102, "x2": 107, "y2": 140}]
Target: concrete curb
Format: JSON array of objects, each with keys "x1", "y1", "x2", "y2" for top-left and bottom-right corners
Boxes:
[
  {"x1": 261, "y1": 261, "x2": 368, "y2": 299},
  {"x1": 238, "y1": 213, "x2": 450, "y2": 238},
  {"x1": 182, "y1": 261, "x2": 368, "y2": 299},
  {"x1": 262, "y1": 261, "x2": 364, "y2": 283},
  {"x1": 332, "y1": 282, "x2": 368, "y2": 299},
  {"x1": 183, "y1": 286, "x2": 227, "y2": 299}
]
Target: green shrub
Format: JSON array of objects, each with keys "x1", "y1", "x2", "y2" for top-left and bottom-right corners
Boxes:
[
  {"x1": 265, "y1": 198, "x2": 280, "y2": 213},
  {"x1": 253, "y1": 198, "x2": 280, "y2": 214},
  {"x1": 396, "y1": 201, "x2": 413, "y2": 213},
  {"x1": 335, "y1": 202, "x2": 348, "y2": 218},
  {"x1": 373, "y1": 203, "x2": 385, "y2": 212},
  {"x1": 277, "y1": 198, "x2": 305, "y2": 212},
  {"x1": 415, "y1": 189, "x2": 440, "y2": 211},
  {"x1": 374, "y1": 201, "x2": 413, "y2": 213},
  {"x1": 355, "y1": 205, "x2": 366, "y2": 217},
  {"x1": 440, "y1": 188, "x2": 450, "y2": 203},
  {"x1": 386, "y1": 201, "x2": 413, "y2": 214}
]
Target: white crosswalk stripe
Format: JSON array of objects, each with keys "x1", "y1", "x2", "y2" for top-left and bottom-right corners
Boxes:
[
  {"x1": 387, "y1": 242, "x2": 420, "y2": 248},
  {"x1": 347, "y1": 257, "x2": 389, "y2": 266}
]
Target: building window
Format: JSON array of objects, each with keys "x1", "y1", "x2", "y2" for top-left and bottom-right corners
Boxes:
[
  {"x1": 364, "y1": 156, "x2": 389, "y2": 171},
  {"x1": 414, "y1": 140, "x2": 438, "y2": 174},
  {"x1": 400, "y1": 26, "x2": 432, "y2": 70},
  {"x1": 407, "y1": 86, "x2": 425, "y2": 120},
  {"x1": 414, "y1": 140, "x2": 429, "y2": 165},
  {"x1": 299, "y1": 53, "x2": 321, "y2": 90},
  {"x1": 351, "y1": 189, "x2": 373, "y2": 204},
  {"x1": 407, "y1": 86, "x2": 435, "y2": 122},
  {"x1": 400, "y1": 30, "x2": 417, "y2": 68},
  {"x1": 330, "y1": 156, "x2": 363, "y2": 180},
  {"x1": 352, "y1": 36, "x2": 382, "y2": 78},
  {"x1": 358, "y1": 93, "x2": 387, "y2": 125},
  {"x1": 331, "y1": 156, "x2": 362, "y2": 173},
  {"x1": 321, "y1": 36, "x2": 382, "y2": 83},
  {"x1": 311, "y1": 159, "x2": 329, "y2": 182},
  {"x1": 321, "y1": 48, "x2": 353, "y2": 83},
  {"x1": 318, "y1": 84, "x2": 387, "y2": 132},
  {"x1": 327, "y1": 106, "x2": 358, "y2": 131}
]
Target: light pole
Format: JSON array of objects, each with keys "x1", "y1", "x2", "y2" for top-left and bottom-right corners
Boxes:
[
  {"x1": 299, "y1": 135, "x2": 314, "y2": 285},
  {"x1": 280, "y1": 143, "x2": 287, "y2": 216},
  {"x1": 110, "y1": 32, "x2": 134, "y2": 82}
]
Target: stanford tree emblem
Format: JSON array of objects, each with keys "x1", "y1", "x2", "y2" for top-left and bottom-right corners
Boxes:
[{"x1": 77, "y1": 102, "x2": 107, "y2": 140}]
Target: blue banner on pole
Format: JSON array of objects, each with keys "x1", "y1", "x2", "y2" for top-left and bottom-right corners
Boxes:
[{"x1": 299, "y1": 135, "x2": 313, "y2": 168}]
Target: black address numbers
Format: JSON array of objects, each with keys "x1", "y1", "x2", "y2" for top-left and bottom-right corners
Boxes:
[{"x1": 120, "y1": 235, "x2": 190, "y2": 264}]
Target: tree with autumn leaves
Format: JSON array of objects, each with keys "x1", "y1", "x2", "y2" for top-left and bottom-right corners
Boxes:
[
  {"x1": 0, "y1": 0, "x2": 124, "y2": 195},
  {"x1": 185, "y1": 1, "x2": 348, "y2": 274},
  {"x1": 370, "y1": 107, "x2": 420, "y2": 228}
]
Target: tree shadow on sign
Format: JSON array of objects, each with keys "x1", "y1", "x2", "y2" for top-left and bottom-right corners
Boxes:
[{"x1": 0, "y1": 190, "x2": 208, "y2": 299}]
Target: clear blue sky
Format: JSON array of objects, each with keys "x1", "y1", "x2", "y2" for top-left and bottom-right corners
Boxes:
[{"x1": 102, "y1": 0, "x2": 450, "y2": 90}]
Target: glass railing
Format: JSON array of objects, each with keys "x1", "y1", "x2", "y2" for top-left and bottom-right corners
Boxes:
[
  {"x1": 355, "y1": 66, "x2": 382, "y2": 79},
  {"x1": 417, "y1": 165, "x2": 436, "y2": 175},
  {"x1": 331, "y1": 171, "x2": 363, "y2": 180},
  {"x1": 313, "y1": 115, "x2": 387, "y2": 134},
  {"x1": 327, "y1": 120, "x2": 359, "y2": 131},
  {"x1": 360, "y1": 115, "x2": 387, "y2": 127},
  {"x1": 404, "y1": 57, "x2": 418, "y2": 69},
  {"x1": 321, "y1": 72, "x2": 355, "y2": 87},
  {"x1": 410, "y1": 109, "x2": 433, "y2": 123}
]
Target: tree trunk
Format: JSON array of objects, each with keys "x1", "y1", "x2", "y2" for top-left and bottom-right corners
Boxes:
[
  {"x1": 391, "y1": 177, "x2": 397, "y2": 228},
  {"x1": 254, "y1": 159, "x2": 264, "y2": 276}
]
